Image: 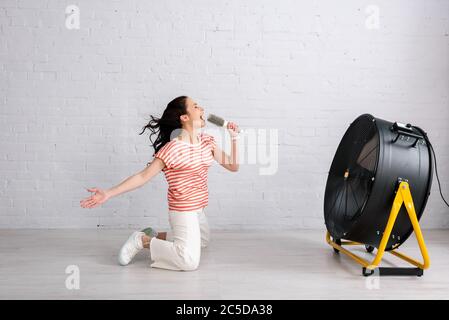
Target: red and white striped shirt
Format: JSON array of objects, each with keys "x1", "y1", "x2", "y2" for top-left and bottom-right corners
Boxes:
[{"x1": 154, "y1": 132, "x2": 216, "y2": 212}]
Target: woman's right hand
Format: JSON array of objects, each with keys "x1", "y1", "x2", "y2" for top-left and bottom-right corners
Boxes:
[{"x1": 80, "y1": 187, "x2": 110, "y2": 209}]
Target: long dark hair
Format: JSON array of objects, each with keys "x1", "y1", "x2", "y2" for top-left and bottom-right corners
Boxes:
[{"x1": 139, "y1": 96, "x2": 188, "y2": 158}]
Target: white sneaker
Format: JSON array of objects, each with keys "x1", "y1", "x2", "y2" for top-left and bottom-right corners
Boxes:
[{"x1": 118, "y1": 231, "x2": 145, "y2": 266}]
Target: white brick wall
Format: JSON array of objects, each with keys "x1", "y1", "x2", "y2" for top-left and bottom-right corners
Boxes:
[{"x1": 1, "y1": 0, "x2": 448, "y2": 230}]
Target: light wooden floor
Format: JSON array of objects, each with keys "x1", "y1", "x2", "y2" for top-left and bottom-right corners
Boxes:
[{"x1": 1, "y1": 229, "x2": 449, "y2": 299}]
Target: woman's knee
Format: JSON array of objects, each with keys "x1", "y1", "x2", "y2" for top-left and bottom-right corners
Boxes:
[
  {"x1": 178, "y1": 254, "x2": 200, "y2": 271},
  {"x1": 180, "y1": 259, "x2": 199, "y2": 271},
  {"x1": 175, "y1": 245, "x2": 200, "y2": 271}
]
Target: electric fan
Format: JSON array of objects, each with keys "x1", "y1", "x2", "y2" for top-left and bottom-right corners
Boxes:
[{"x1": 324, "y1": 114, "x2": 433, "y2": 276}]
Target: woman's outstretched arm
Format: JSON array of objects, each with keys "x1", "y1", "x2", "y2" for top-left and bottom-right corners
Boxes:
[{"x1": 80, "y1": 158, "x2": 165, "y2": 209}]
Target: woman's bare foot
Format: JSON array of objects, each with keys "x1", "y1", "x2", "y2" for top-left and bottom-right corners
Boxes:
[
  {"x1": 141, "y1": 232, "x2": 167, "y2": 248},
  {"x1": 157, "y1": 232, "x2": 167, "y2": 240},
  {"x1": 141, "y1": 235, "x2": 152, "y2": 248}
]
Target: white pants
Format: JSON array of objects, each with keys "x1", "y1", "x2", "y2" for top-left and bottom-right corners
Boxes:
[{"x1": 149, "y1": 208, "x2": 210, "y2": 271}]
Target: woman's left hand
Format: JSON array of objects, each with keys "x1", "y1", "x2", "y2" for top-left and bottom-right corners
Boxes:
[{"x1": 227, "y1": 121, "x2": 239, "y2": 138}]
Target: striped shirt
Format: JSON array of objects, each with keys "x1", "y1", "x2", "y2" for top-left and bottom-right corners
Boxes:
[{"x1": 154, "y1": 132, "x2": 216, "y2": 212}]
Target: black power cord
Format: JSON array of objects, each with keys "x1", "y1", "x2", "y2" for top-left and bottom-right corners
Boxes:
[{"x1": 413, "y1": 125, "x2": 449, "y2": 208}]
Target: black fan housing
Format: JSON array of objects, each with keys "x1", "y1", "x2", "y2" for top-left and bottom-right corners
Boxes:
[{"x1": 324, "y1": 114, "x2": 433, "y2": 250}]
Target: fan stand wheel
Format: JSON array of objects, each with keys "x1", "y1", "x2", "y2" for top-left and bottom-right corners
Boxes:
[
  {"x1": 365, "y1": 245, "x2": 375, "y2": 253},
  {"x1": 333, "y1": 238, "x2": 342, "y2": 253}
]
